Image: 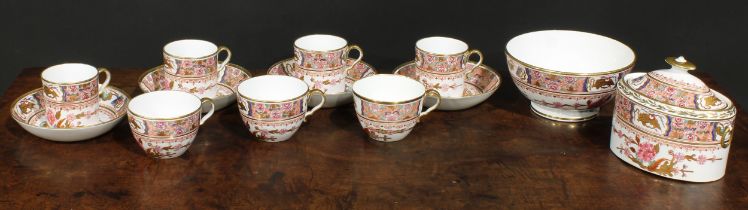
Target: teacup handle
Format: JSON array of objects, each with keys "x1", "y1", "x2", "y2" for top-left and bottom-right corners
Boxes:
[
  {"x1": 419, "y1": 89, "x2": 441, "y2": 120},
  {"x1": 343, "y1": 45, "x2": 364, "y2": 74},
  {"x1": 464, "y1": 49, "x2": 483, "y2": 74},
  {"x1": 217, "y1": 46, "x2": 232, "y2": 72},
  {"x1": 97, "y1": 68, "x2": 111, "y2": 94},
  {"x1": 304, "y1": 89, "x2": 326, "y2": 122},
  {"x1": 199, "y1": 98, "x2": 215, "y2": 125}
]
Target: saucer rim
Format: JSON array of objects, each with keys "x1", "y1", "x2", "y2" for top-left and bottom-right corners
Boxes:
[
  {"x1": 393, "y1": 61, "x2": 501, "y2": 99},
  {"x1": 11, "y1": 86, "x2": 130, "y2": 130},
  {"x1": 267, "y1": 58, "x2": 377, "y2": 81},
  {"x1": 267, "y1": 58, "x2": 378, "y2": 96},
  {"x1": 138, "y1": 63, "x2": 251, "y2": 97}
]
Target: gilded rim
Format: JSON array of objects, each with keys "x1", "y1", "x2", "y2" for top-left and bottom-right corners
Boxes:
[
  {"x1": 237, "y1": 76, "x2": 310, "y2": 103},
  {"x1": 352, "y1": 74, "x2": 426, "y2": 105},
  {"x1": 644, "y1": 72, "x2": 709, "y2": 93},
  {"x1": 356, "y1": 113, "x2": 419, "y2": 124},
  {"x1": 240, "y1": 111, "x2": 306, "y2": 122},
  {"x1": 393, "y1": 61, "x2": 501, "y2": 99},
  {"x1": 162, "y1": 41, "x2": 224, "y2": 59},
  {"x1": 621, "y1": 74, "x2": 734, "y2": 114},
  {"x1": 414, "y1": 36, "x2": 470, "y2": 56},
  {"x1": 161, "y1": 65, "x2": 222, "y2": 78},
  {"x1": 293, "y1": 34, "x2": 349, "y2": 53},
  {"x1": 127, "y1": 92, "x2": 203, "y2": 120},
  {"x1": 41, "y1": 68, "x2": 101, "y2": 85},
  {"x1": 139, "y1": 63, "x2": 251, "y2": 93},
  {"x1": 10, "y1": 86, "x2": 130, "y2": 130},
  {"x1": 504, "y1": 50, "x2": 636, "y2": 76},
  {"x1": 530, "y1": 105, "x2": 598, "y2": 122},
  {"x1": 268, "y1": 58, "x2": 377, "y2": 81}
]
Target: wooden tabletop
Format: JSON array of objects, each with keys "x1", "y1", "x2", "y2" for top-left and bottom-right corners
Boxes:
[{"x1": 0, "y1": 67, "x2": 746, "y2": 209}]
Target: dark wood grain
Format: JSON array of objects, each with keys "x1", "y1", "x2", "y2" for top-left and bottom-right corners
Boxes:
[{"x1": 0, "y1": 68, "x2": 746, "y2": 209}]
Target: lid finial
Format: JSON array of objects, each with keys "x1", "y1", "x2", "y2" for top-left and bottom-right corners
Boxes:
[{"x1": 665, "y1": 56, "x2": 696, "y2": 71}]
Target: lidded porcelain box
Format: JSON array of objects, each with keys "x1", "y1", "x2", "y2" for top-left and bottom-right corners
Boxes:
[{"x1": 610, "y1": 56, "x2": 737, "y2": 182}]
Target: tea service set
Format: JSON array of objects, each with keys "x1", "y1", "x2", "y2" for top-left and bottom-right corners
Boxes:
[{"x1": 10, "y1": 30, "x2": 737, "y2": 182}]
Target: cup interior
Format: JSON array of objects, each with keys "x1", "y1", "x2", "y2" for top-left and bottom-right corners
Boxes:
[
  {"x1": 352, "y1": 74, "x2": 425, "y2": 102},
  {"x1": 506, "y1": 30, "x2": 635, "y2": 74},
  {"x1": 42, "y1": 63, "x2": 98, "y2": 83},
  {"x1": 164, "y1": 39, "x2": 218, "y2": 58},
  {"x1": 294, "y1": 34, "x2": 347, "y2": 51},
  {"x1": 238, "y1": 75, "x2": 308, "y2": 101},
  {"x1": 416, "y1": 36, "x2": 468, "y2": 55},
  {"x1": 129, "y1": 91, "x2": 200, "y2": 119}
]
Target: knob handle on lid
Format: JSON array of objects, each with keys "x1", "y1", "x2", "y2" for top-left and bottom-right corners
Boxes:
[{"x1": 665, "y1": 56, "x2": 696, "y2": 71}]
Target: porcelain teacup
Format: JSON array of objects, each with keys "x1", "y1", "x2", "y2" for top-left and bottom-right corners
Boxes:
[
  {"x1": 41, "y1": 63, "x2": 111, "y2": 128},
  {"x1": 162, "y1": 39, "x2": 232, "y2": 96},
  {"x1": 291, "y1": 34, "x2": 363, "y2": 94},
  {"x1": 236, "y1": 75, "x2": 326, "y2": 142},
  {"x1": 414, "y1": 36, "x2": 483, "y2": 98},
  {"x1": 352, "y1": 74, "x2": 441, "y2": 142},
  {"x1": 127, "y1": 91, "x2": 215, "y2": 159}
]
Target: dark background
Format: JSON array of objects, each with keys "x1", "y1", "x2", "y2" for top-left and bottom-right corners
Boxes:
[{"x1": 1, "y1": 0, "x2": 746, "y2": 106}]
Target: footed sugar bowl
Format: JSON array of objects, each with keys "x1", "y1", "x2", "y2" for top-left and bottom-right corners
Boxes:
[{"x1": 609, "y1": 56, "x2": 737, "y2": 182}]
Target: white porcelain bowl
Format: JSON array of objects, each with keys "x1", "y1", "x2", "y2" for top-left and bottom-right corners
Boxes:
[{"x1": 505, "y1": 30, "x2": 636, "y2": 122}]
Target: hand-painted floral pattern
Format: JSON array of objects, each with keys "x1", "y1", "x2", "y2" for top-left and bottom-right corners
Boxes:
[
  {"x1": 292, "y1": 66, "x2": 347, "y2": 94},
  {"x1": 238, "y1": 97, "x2": 305, "y2": 121},
  {"x1": 357, "y1": 113, "x2": 418, "y2": 142},
  {"x1": 628, "y1": 74, "x2": 726, "y2": 110},
  {"x1": 132, "y1": 131, "x2": 197, "y2": 159},
  {"x1": 614, "y1": 88, "x2": 735, "y2": 143},
  {"x1": 127, "y1": 112, "x2": 200, "y2": 137},
  {"x1": 417, "y1": 70, "x2": 465, "y2": 98},
  {"x1": 513, "y1": 77, "x2": 614, "y2": 110},
  {"x1": 268, "y1": 58, "x2": 376, "y2": 93},
  {"x1": 294, "y1": 47, "x2": 346, "y2": 70},
  {"x1": 506, "y1": 54, "x2": 630, "y2": 94},
  {"x1": 415, "y1": 49, "x2": 467, "y2": 74},
  {"x1": 241, "y1": 114, "x2": 304, "y2": 142},
  {"x1": 395, "y1": 62, "x2": 500, "y2": 98},
  {"x1": 163, "y1": 53, "x2": 219, "y2": 77},
  {"x1": 42, "y1": 79, "x2": 99, "y2": 103},
  {"x1": 161, "y1": 70, "x2": 220, "y2": 97},
  {"x1": 43, "y1": 96, "x2": 100, "y2": 128},
  {"x1": 12, "y1": 87, "x2": 129, "y2": 129},
  {"x1": 360, "y1": 98, "x2": 420, "y2": 121}
]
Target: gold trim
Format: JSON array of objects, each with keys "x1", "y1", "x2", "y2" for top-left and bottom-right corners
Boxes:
[
  {"x1": 352, "y1": 74, "x2": 426, "y2": 105},
  {"x1": 530, "y1": 105, "x2": 598, "y2": 122},
  {"x1": 268, "y1": 58, "x2": 377, "y2": 81},
  {"x1": 665, "y1": 56, "x2": 696, "y2": 71},
  {"x1": 293, "y1": 34, "x2": 349, "y2": 53},
  {"x1": 131, "y1": 127, "x2": 199, "y2": 139},
  {"x1": 644, "y1": 73, "x2": 708, "y2": 94},
  {"x1": 414, "y1": 37, "x2": 471, "y2": 56},
  {"x1": 356, "y1": 113, "x2": 419, "y2": 123},
  {"x1": 240, "y1": 111, "x2": 306, "y2": 122},
  {"x1": 10, "y1": 86, "x2": 130, "y2": 130},
  {"x1": 237, "y1": 80, "x2": 310, "y2": 103},
  {"x1": 41, "y1": 67, "x2": 102, "y2": 85},
  {"x1": 139, "y1": 63, "x2": 251, "y2": 93},
  {"x1": 162, "y1": 41, "x2": 223, "y2": 59},
  {"x1": 614, "y1": 114, "x2": 723, "y2": 146},
  {"x1": 504, "y1": 50, "x2": 637, "y2": 76},
  {"x1": 393, "y1": 61, "x2": 502, "y2": 99},
  {"x1": 512, "y1": 77, "x2": 616, "y2": 96},
  {"x1": 161, "y1": 65, "x2": 222, "y2": 78},
  {"x1": 621, "y1": 77, "x2": 734, "y2": 114},
  {"x1": 127, "y1": 92, "x2": 203, "y2": 120}
]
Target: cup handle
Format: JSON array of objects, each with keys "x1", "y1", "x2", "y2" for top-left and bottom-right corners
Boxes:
[
  {"x1": 464, "y1": 49, "x2": 483, "y2": 75},
  {"x1": 343, "y1": 45, "x2": 363, "y2": 74},
  {"x1": 217, "y1": 46, "x2": 232, "y2": 72},
  {"x1": 97, "y1": 68, "x2": 111, "y2": 94},
  {"x1": 419, "y1": 89, "x2": 441, "y2": 120},
  {"x1": 199, "y1": 98, "x2": 215, "y2": 125},
  {"x1": 304, "y1": 89, "x2": 326, "y2": 122}
]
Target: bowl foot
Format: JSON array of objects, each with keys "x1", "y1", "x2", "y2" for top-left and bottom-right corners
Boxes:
[{"x1": 530, "y1": 102, "x2": 598, "y2": 122}]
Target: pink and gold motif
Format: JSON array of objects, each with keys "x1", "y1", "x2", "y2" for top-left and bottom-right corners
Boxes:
[
  {"x1": 415, "y1": 48, "x2": 482, "y2": 74},
  {"x1": 43, "y1": 97, "x2": 100, "y2": 128},
  {"x1": 161, "y1": 70, "x2": 220, "y2": 97},
  {"x1": 293, "y1": 35, "x2": 363, "y2": 71},
  {"x1": 42, "y1": 79, "x2": 100, "y2": 103},
  {"x1": 236, "y1": 75, "x2": 326, "y2": 142},
  {"x1": 289, "y1": 65, "x2": 348, "y2": 94},
  {"x1": 132, "y1": 131, "x2": 198, "y2": 159},
  {"x1": 609, "y1": 57, "x2": 737, "y2": 182},
  {"x1": 416, "y1": 70, "x2": 466, "y2": 98},
  {"x1": 128, "y1": 112, "x2": 200, "y2": 137},
  {"x1": 162, "y1": 39, "x2": 231, "y2": 77},
  {"x1": 12, "y1": 87, "x2": 128, "y2": 130}
]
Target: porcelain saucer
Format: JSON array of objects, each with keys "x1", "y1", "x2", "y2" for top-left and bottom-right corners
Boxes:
[
  {"x1": 268, "y1": 58, "x2": 376, "y2": 108},
  {"x1": 394, "y1": 61, "x2": 500, "y2": 110},
  {"x1": 11, "y1": 86, "x2": 129, "y2": 142},
  {"x1": 139, "y1": 63, "x2": 251, "y2": 112}
]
